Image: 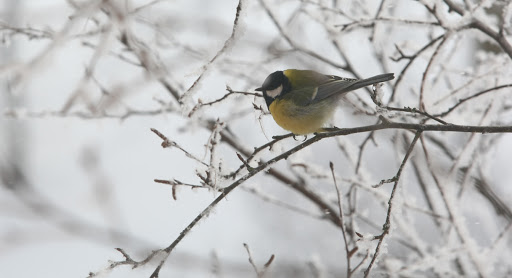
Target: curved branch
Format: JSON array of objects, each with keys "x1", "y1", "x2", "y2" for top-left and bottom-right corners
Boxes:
[
  {"x1": 390, "y1": 35, "x2": 445, "y2": 103},
  {"x1": 145, "y1": 121, "x2": 512, "y2": 277},
  {"x1": 436, "y1": 84, "x2": 512, "y2": 117},
  {"x1": 443, "y1": 0, "x2": 512, "y2": 59}
]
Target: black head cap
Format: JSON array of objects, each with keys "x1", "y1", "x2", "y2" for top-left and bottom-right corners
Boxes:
[
  {"x1": 255, "y1": 71, "x2": 290, "y2": 108},
  {"x1": 256, "y1": 71, "x2": 285, "y2": 91}
]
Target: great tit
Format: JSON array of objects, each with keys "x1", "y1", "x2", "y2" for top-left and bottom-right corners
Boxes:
[{"x1": 255, "y1": 69, "x2": 394, "y2": 135}]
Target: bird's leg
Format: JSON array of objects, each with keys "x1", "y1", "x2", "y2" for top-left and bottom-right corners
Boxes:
[{"x1": 292, "y1": 134, "x2": 307, "y2": 142}]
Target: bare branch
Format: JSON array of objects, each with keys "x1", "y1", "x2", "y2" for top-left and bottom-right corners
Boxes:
[
  {"x1": 179, "y1": 0, "x2": 246, "y2": 103},
  {"x1": 329, "y1": 162, "x2": 351, "y2": 278},
  {"x1": 364, "y1": 130, "x2": 422, "y2": 277}
]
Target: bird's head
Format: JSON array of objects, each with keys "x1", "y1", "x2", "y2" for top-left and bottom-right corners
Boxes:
[{"x1": 256, "y1": 71, "x2": 291, "y2": 108}]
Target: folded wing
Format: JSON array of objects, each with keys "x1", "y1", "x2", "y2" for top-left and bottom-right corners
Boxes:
[{"x1": 310, "y1": 73, "x2": 395, "y2": 104}]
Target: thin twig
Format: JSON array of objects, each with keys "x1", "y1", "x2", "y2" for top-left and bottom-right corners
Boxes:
[
  {"x1": 150, "y1": 128, "x2": 208, "y2": 167},
  {"x1": 384, "y1": 106, "x2": 447, "y2": 125},
  {"x1": 224, "y1": 133, "x2": 294, "y2": 179},
  {"x1": 258, "y1": 0, "x2": 348, "y2": 70},
  {"x1": 443, "y1": 0, "x2": 512, "y2": 59},
  {"x1": 419, "y1": 130, "x2": 488, "y2": 278},
  {"x1": 436, "y1": 84, "x2": 512, "y2": 117},
  {"x1": 243, "y1": 243, "x2": 275, "y2": 278},
  {"x1": 144, "y1": 122, "x2": 512, "y2": 277},
  {"x1": 355, "y1": 129, "x2": 377, "y2": 174},
  {"x1": 179, "y1": 0, "x2": 245, "y2": 103},
  {"x1": 390, "y1": 35, "x2": 444, "y2": 102},
  {"x1": 419, "y1": 34, "x2": 449, "y2": 111},
  {"x1": 243, "y1": 243, "x2": 260, "y2": 276},
  {"x1": 364, "y1": 130, "x2": 422, "y2": 277},
  {"x1": 330, "y1": 162, "x2": 351, "y2": 278},
  {"x1": 188, "y1": 86, "x2": 262, "y2": 117}
]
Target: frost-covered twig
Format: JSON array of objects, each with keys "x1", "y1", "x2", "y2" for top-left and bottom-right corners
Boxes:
[
  {"x1": 443, "y1": 0, "x2": 512, "y2": 59},
  {"x1": 179, "y1": 0, "x2": 246, "y2": 104},
  {"x1": 419, "y1": 35, "x2": 449, "y2": 111},
  {"x1": 383, "y1": 106, "x2": 448, "y2": 124},
  {"x1": 390, "y1": 35, "x2": 445, "y2": 102},
  {"x1": 188, "y1": 86, "x2": 261, "y2": 117},
  {"x1": 363, "y1": 130, "x2": 422, "y2": 278},
  {"x1": 473, "y1": 173, "x2": 512, "y2": 222},
  {"x1": 150, "y1": 128, "x2": 208, "y2": 167},
  {"x1": 258, "y1": 0, "x2": 348, "y2": 70},
  {"x1": 337, "y1": 17, "x2": 440, "y2": 32},
  {"x1": 223, "y1": 132, "x2": 294, "y2": 179},
  {"x1": 355, "y1": 129, "x2": 377, "y2": 174},
  {"x1": 144, "y1": 121, "x2": 512, "y2": 277},
  {"x1": 436, "y1": 83, "x2": 512, "y2": 117},
  {"x1": 419, "y1": 130, "x2": 489, "y2": 278}
]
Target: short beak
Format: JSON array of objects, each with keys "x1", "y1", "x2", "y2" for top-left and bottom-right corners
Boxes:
[{"x1": 255, "y1": 87, "x2": 263, "y2": 91}]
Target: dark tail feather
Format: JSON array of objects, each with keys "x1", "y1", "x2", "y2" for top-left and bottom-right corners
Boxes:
[{"x1": 347, "y1": 73, "x2": 395, "y2": 91}]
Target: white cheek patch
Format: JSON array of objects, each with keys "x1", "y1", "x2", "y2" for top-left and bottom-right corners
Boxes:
[{"x1": 266, "y1": 84, "x2": 283, "y2": 98}]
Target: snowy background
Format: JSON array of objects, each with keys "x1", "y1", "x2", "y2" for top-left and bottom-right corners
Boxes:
[{"x1": 1, "y1": 0, "x2": 512, "y2": 277}]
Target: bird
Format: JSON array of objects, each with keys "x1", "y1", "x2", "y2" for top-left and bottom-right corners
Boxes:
[{"x1": 255, "y1": 69, "x2": 394, "y2": 135}]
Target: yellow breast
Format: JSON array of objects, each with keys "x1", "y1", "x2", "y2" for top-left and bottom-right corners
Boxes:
[{"x1": 269, "y1": 98, "x2": 334, "y2": 135}]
